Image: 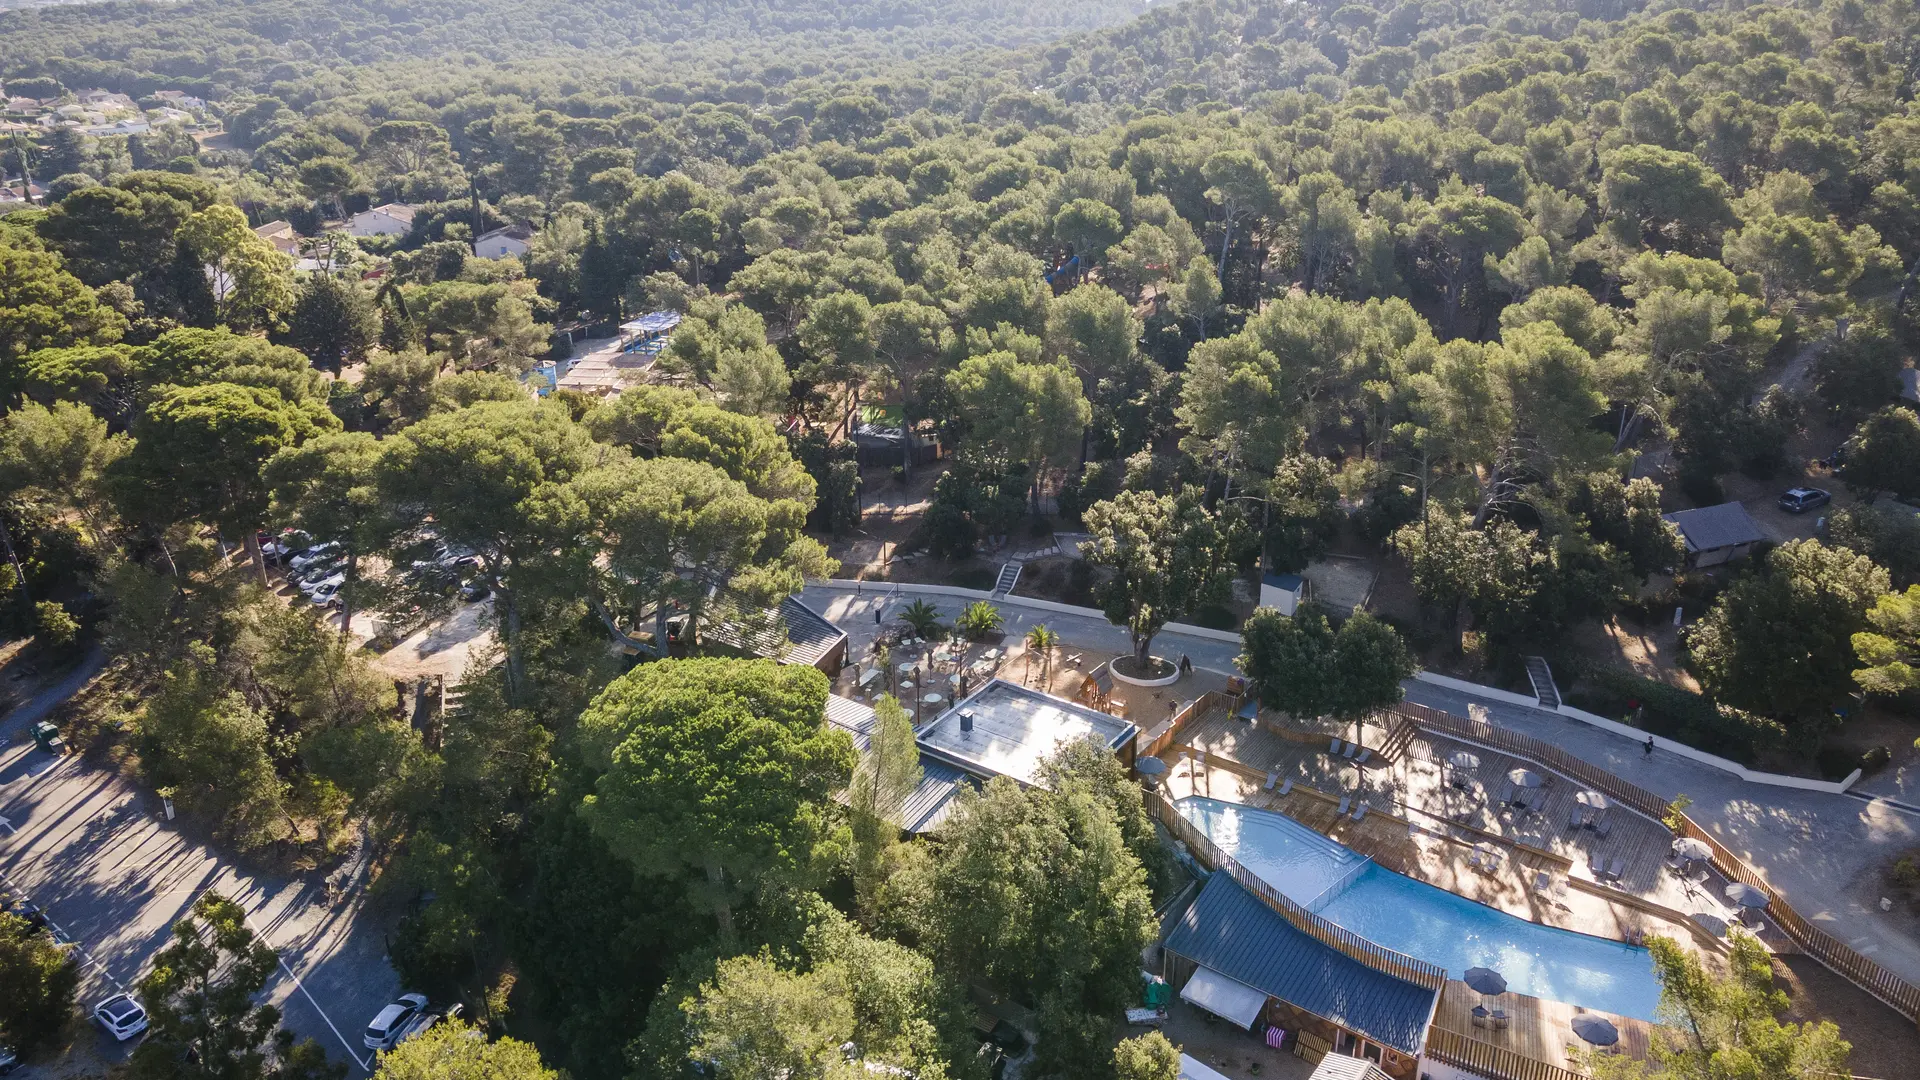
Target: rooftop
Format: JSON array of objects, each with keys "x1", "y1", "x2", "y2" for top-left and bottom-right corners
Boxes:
[
  {"x1": 1164, "y1": 871, "x2": 1436, "y2": 1056},
  {"x1": 916, "y1": 679, "x2": 1136, "y2": 788},
  {"x1": 1661, "y1": 501, "x2": 1766, "y2": 553},
  {"x1": 703, "y1": 592, "x2": 847, "y2": 670},
  {"x1": 825, "y1": 694, "x2": 975, "y2": 834}
]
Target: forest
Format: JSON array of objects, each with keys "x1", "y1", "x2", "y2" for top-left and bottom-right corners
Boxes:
[{"x1": 2, "y1": 0, "x2": 1919, "y2": 1077}]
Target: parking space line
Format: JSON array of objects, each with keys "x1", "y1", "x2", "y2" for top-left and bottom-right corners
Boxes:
[
  {"x1": 0, "y1": 866, "x2": 127, "y2": 993},
  {"x1": 203, "y1": 885, "x2": 372, "y2": 1073}
]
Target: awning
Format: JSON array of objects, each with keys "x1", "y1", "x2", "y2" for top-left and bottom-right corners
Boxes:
[
  {"x1": 1181, "y1": 965, "x2": 1268, "y2": 1030},
  {"x1": 1180, "y1": 1055, "x2": 1234, "y2": 1080}
]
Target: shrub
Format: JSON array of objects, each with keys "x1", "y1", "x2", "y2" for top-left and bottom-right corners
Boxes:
[
  {"x1": 956, "y1": 601, "x2": 1002, "y2": 640},
  {"x1": 1815, "y1": 744, "x2": 1860, "y2": 779},
  {"x1": 1863, "y1": 745, "x2": 1893, "y2": 772},
  {"x1": 1569, "y1": 664, "x2": 1784, "y2": 764},
  {"x1": 35, "y1": 600, "x2": 80, "y2": 650}
]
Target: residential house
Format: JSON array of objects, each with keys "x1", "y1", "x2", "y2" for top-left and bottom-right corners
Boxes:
[
  {"x1": 346, "y1": 202, "x2": 416, "y2": 237},
  {"x1": 152, "y1": 90, "x2": 207, "y2": 110},
  {"x1": 5, "y1": 97, "x2": 43, "y2": 115},
  {"x1": 83, "y1": 119, "x2": 150, "y2": 136},
  {"x1": 823, "y1": 694, "x2": 973, "y2": 835},
  {"x1": 1662, "y1": 502, "x2": 1768, "y2": 568},
  {"x1": 474, "y1": 224, "x2": 534, "y2": 259},
  {"x1": 253, "y1": 220, "x2": 300, "y2": 257},
  {"x1": 79, "y1": 89, "x2": 135, "y2": 109},
  {"x1": 916, "y1": 678, "x2": 1139, "y2": 786},
  {"x1": 701, "y1": 591, "x2": 850, "y2": 677}
]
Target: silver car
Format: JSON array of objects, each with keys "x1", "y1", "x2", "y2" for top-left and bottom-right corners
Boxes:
[
  {"x1": 364, "y1": 993, "x2": 429, "y2": 1051},
  {"x1": 93, "y1": 994, "x2": 148, "y2": 1041}
]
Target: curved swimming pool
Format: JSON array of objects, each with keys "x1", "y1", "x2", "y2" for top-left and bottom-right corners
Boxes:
[{"x1": 1176, "y1": 796, "x2": 1661, "y2": 1020}]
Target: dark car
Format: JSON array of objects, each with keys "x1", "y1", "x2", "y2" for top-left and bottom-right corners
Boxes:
[
  {"x1": 458, "y1": 579, "x2": 491, "y2": 602},
  {"x1": 1779, "y1": 487, "x2": 1832, "y2": 513}
]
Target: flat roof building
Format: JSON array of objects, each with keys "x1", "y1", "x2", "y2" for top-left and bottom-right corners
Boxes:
[{"x1": 917, "y1": 679, "x2": 1137, "y2": 788}]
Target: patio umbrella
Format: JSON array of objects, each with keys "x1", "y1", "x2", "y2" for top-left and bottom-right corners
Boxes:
[
  {"x1": 1673, "y1": 837, "x2": 1712, "y2": 862},
  {"x1": 1134, "y1": 757, "x2": 1169, "y2": 777},
  {"x1": 1570, "y1": 1014, "x2": 1620, "y2": 1047},
  {"x1": 921, "y1": 693, "x2": 945, "y2": 706},
  {"x1": 1508, "y1": 768, "x2": 1544, "y2": 788},
  {"x1": 1576, "y1": 790, "x2": 1610, "y2": 810},
  {"x1": 1463, "y1": 967, "x2": 1507, "y2": 996},
  {"x1": 1725, "y1": 882, "x2": 1770, "y2": 909},
  {"x1": 1689, "y1": 913, "x2": 1730, "y2": 938},
  {"x1": 1448, "y1": 751, "x2": 1481, "y2": 770}
]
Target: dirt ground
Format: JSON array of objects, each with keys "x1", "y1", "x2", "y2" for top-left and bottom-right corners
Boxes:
[{"x1": 1773, "y1": 953, "x2": 1920, "y2": 1079}]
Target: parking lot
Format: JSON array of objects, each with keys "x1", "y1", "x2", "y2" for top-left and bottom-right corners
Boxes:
[{"x1": 1, "y1": 661, "x2": 398, "y2": 1077}]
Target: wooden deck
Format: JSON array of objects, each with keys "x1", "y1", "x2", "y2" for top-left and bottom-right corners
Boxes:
[{"x1": 1433, "y1": 980, "x2": 1656, "y2": 1072}]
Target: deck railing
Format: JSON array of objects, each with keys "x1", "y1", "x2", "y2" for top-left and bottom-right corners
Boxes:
[
  {"x1": 1425, "y1": 1026, "x2": 1588, "y2": 1080},
  {"x1": 1392, "y1": 702, "x2": 1920, "y2": 1026},
  {"x1": 1137, "y1": 691, "x2": 1229, "y2": 760},
  {"x1": 1149, "y1": 790, "x2": 1447, "y2": 992}
]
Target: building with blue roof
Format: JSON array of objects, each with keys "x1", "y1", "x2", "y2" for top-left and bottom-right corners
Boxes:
[{"x1": 1163, "y1": 871, "x2": 1436, "y2": 1077}]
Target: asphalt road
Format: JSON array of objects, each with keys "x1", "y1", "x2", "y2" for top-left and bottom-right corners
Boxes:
[{"x1": 1, "y1": 653, "x2": 398, "y2": 1076}]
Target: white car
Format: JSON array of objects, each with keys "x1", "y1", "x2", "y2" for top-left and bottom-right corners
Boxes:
[
  {"x1": 93, "y1": 994, "x2": 148, "y2": 1041},
  {"x1": 289, "y1": 543, "x2": 341, "y2": 571},
  {"x1": 300, "y1": 572, "x2": 345, "y2": 597},
  {"x1": 308, "y1": 582, "x2": 342, "y2": 607},
  {"x1": 364, "y1": 993, "x2": 429, "y2": 1051}
]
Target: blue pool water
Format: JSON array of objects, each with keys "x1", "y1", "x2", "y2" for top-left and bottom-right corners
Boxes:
[{"x1": 1177, "y1": 797, "x2": 1661, "y2": 1021}]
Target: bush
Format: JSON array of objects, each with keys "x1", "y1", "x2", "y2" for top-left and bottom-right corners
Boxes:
[
  {"x1": 1676, "y1": 458, "x2": 1724, "y2": 506},
  {"x1": 1569, "y1": 664, "x2": 1783, "y2": 764},
  {"x1": 1190, "y1": 603, "x2": 1236, "y2": 630},
  {"x1": 35, "y1": 600, "x2": 81, "y2": 650},
  {"x1": 956, "y1": 601, "x2": 1002, "y2": 640},
  {"x1": 1863, "y1": 745, "x2": 1893, "y2": 772}
]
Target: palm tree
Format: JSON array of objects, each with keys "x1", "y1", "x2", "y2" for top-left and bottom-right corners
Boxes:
[
  {"x1": 899, "y1": 599, "x2": 943, "y2": 640},
  {"x1": 1025, "y1": 624, "x2": 1059, "y2": 688}
]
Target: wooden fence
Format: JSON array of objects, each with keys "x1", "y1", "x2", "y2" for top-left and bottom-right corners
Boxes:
[
  {"x1": 1424, "y1": 1027, "x2": 1588, "y2": 1080},
  {"x1": 1392, "y1": 702, "x2": 1920, "y2": 1026},
  {"x1": 1150, "y1": 790, "x2": 1447, "y2": 992},
  {"x1": 1138, "y1": 691, "x2": 1230, "y2": 760}
]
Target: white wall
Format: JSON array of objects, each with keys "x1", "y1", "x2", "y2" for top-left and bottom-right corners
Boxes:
[{"x1": 1416, "y1": 1056, "x2": 1494, "y2": 1080}]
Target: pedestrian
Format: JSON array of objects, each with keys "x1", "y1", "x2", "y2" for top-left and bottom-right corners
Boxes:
[
  {"x1": 875, "y1": 606, "x2": 883, "y2": 625},
  {"x1": 1179, "y1": 653, "x2": 1192, "y2": 675},
  {"x1": 1644, "y1": 736, "x2": 1655, "y2": 760}
]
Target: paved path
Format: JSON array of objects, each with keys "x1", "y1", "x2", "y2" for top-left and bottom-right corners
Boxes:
[
  {"x1": 1404, "y1": 682, "x2": 1920, "y2": 986},
  {"x1": 1, "y1": 655, "x2": 395, "y2": 1076},
  {"x1": 800, "y1": 584, "x2": 1244, "y2": 674},
  {"x1": 806, "y1": 584, "x2": 1920, "y2": 986}
]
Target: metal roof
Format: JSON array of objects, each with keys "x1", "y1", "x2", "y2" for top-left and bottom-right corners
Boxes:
[
  {"x1": 1660, "y1": 502, "x2": 1766, "y2": 553},
  {"x1": 1163, "y1": 872, "x2": 1436, "y2": 1056},
  {"x1": 703, "y1": 592, "x2": 848, "y2": 669},
  {"x1": 1262, "y1": 573, "x2": 1306, "y2": 592},
  {"x1": 1307, "y1": 1057, "x2": 1393, "y2": 1080},
  {"x1": 824, "y1": 694, "x2": 972, "y2": 834}
]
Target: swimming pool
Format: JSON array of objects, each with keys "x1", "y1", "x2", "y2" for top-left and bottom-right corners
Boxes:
[{"x1": 1176, "y1": 797, "x2": 1661, "y2": 1021}]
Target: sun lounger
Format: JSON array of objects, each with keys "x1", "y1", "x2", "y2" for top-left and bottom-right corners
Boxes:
[
  {"x1": 1497, "y1": 781, "x2": 1515, "y2": 805},
  {"x1": 1331, "y1": 738, "x2": 1344, "y2": 755},
  {"x1": 1594, "y1": 817, "x2": 1613, "y2": 839},
  {"x1": 1533, "y1": 871, "x2": 1552, "y2": 895},
  {"x1": 1569, "y1": 806, "x2": 1585, "y2": 830},
  {"x1": 1485, "y1": 849, "x2": 1502, "y2": 871},
  {"x1": 1278, "y1": 778, "x2": 1293, "y2": 796},
  {"x1": 1265, "y1": 770, "x2": 1279, "y2": 791},
  {"x1": 1589, "y1": 853, "x2": 1607, "y2": 878},
  {"x1": 1337, "y1": 796, "x2": 1351, "y2": 815},
  {"x1": 1608, "y1": 856, "x2": 1626, "y2": 880},
  {"x1": 1355, "y1": 747, "x2": 1372, "y2": 764},
  {"x1": 1343, "y1": 742, "x2": 1359, "y2": 759},
  {"x1": 1491, "y1": 1010, "x2": 1510, "y2": 1030},
  {"x1": 1469, "y1": 850, "x2": 1484, "y2": 869},
  {"x1": 1351, "y1": 802, "x2": 1368, "y2": 822}
]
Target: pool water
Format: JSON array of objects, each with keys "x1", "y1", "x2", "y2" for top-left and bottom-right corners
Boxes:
[{"x1": 1176, "y1": 797, "x2": 1661, "y2": 1021}]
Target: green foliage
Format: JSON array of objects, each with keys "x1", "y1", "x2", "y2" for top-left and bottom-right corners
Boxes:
[
  {"x1": 955, "y1": 600, "x2": 1002, "y2": 640},
  {"x1": 132, "y1": 892, "x2": 340, "y2": 1080},
  {"x1": 1840, "y1": 407, "x2": 1920, "y2": 502},
  {"x1": 1578, "y1": 932, "x2": 1849, "y2": 1080},
  {"x1": 897, "y1": 599, "x2": 943, "y2": 640},
  {"x1": 1687, "y1": 540, "x2": 1889, "y2": 734},
  {"x1": 0, "y1": 910, "x2": 79, "y2": 1055},
  {"x1": 850, "y1": 695, "x2": 921, "y2": 914},
  {"x1": 33, "y1": 598, "x2": 78, "y2": 647},
  {"x1": 577, "y1": 658, "x2": 856, "y2": 936},
  {"x1": 138, "y1": 643, "x2": 291, "y2": 850},
  {"x1": 1084, "y1": 489, "x2": 1238, "y2": 663},
  {"x1": 373, "y1": 1022, "x2": 555, "y2": 1080},
  {"x1": 1113, "y1": 1033, "x2": 1180, "y2": 1080},
  {"x1": 1238, "y1": 602, "x2": 1415, "y2": 722},
  {"x1": 1568, "y1": 664, "x2": 1784, "y2": 765},
  {"x1": 1854, "y1": 584, "x2": 1920, "y2": 697}
]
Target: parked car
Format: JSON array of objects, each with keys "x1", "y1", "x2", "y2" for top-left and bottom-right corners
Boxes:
[
  {"x1": 0, "y1": 1041, "x2": 18, "y2": 1074},
  {"x1": 94, "y1": 994, "x2": 149, "y2": 1040},
  {"x1": 458, "y1": 579, "x2": 491, "y2": 602},
  {"x1": 289, "y1": 543, "x2": 341, "y2": 571},
  {"x1": 300, "y1": 572, "x2": 345, "y2": 597},
  {"x1": 308, "y1": 582, "x2": 343, "y2": 607},
  {"x1": 1778, "y1": 487, "x2": 1832, "y2": 513},
  {"x1": 364, "y1": 993, "x2": 429, "y2": 1051},
  {"x1": 399, "y1": 1003, "x2": 464, "y2": 1043}
]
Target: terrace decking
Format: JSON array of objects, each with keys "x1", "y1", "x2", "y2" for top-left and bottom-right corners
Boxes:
[
  {"x1": 1164, "y1": 704, "x2": 1770, "y2": 950},
  {"x1": 1432, "y1": 981, "x2": 1655, "y2": 1075}
]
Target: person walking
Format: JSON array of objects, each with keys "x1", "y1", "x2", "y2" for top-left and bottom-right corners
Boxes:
[{"x1": 1644, "y1": 736, "x2": 1655, "y2": 760}]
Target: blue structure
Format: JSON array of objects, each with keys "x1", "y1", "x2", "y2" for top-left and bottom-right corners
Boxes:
[
  {"x1": 619, "y1": 310, "x2": 683, "y2": 354},
  {"x1": 1164, "y1": 871, "x2": 1436, "y2": 1058}
]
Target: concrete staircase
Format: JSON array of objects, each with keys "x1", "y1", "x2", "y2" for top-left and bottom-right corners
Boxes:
[
  {"x1": 992, "y1": 562, "x2": 1021, "y2": 597},
  {"x1": 1524, "y1": 656, "x2": 1560, "y2": 710}
]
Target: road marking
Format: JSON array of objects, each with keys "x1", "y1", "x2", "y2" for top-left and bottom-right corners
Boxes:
[
  {"x1": 199, "y1": 885, "x2": 373, "y2": 1073},
  {"x1": 0, "y1": 867, "x2": 126, "y2": 992}
]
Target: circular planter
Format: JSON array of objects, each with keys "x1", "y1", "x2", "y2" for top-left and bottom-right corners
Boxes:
[{"x1": 1108, "y1": 655, "x2": 1182, "y2": 688}]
